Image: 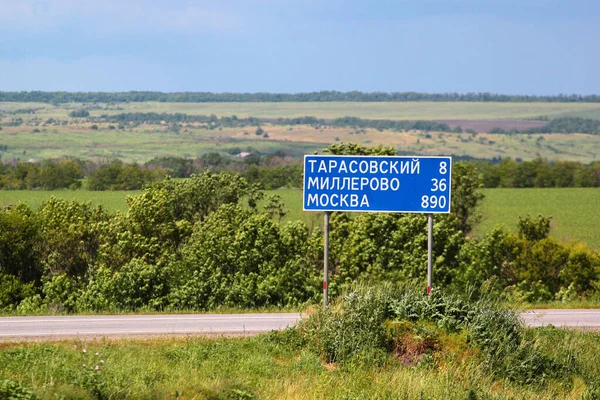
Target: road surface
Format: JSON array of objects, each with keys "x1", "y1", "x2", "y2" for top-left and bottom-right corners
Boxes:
[
  {"x1": 0, "y1": 310, "x2": 598, "y2": 340},
  {"x1": 520, "y1": 309, "x2": 600, "y2": 329},
  {"x1": 0, "y1": 313, "x2": 301, "y2": 340}
]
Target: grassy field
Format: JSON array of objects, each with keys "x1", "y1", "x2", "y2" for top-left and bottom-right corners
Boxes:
[
  {"x1": 4, "y1": 100, "x2": 600, "y2": 120},
  {"x1": 1, "y1": 124, "x2": 599, "y2": 163},
  {"x1": 473, "y1": 188, "x2": 600, "y2": 249},
  {"x1": 0, "y1": 328, "x2": 598, "y2": 399}
]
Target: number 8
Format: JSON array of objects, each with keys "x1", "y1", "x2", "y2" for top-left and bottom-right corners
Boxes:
[{"x1": 439, "y1": 161, "x2": 447, "y2": 174}]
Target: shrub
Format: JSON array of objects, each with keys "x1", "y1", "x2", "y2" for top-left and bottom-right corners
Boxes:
[
  {"x1": 299, "y1": 284, "x2": 397, "y2": 364},
  {"x1": 517, "y1": 214, "x2": 551, "y2": 241},
  {"x1": 329, "y1": 213, "x2": 464, "y2": 295},
  {"x1": 0, "y1": 273, "x2": 35, "y2": 310},
  {"x1": 0, "y1": 379, "x2": 39, "y2": 399},
  {"x1": 457, "y1": 220, "x2": 600, "y2": 301},
  {"x1": 171, "y1": 205, "x2": 321, "y2": 309},
  {"x1": 299, "y1": 284, "x2": 574, "y2": 385},
  {"x1": 68, "y1": 109, "x2": 89, "y2": 118},
  {"x1": 0, "y1": 203, "x2": 42, "y2": 283}
]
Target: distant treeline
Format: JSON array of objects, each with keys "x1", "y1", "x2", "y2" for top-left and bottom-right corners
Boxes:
[
  {"x1": 475, "y1": 158, "x2": 600, "y2": 188},
  {"x1": 0, "y1": 159, "x2": 164, "y2": 191},
  {"x1": 2, "y1": 152, "x2": 599, "y2": 192},
  {"x1": 489, "y1": 117, "x2": 600, "y2": 135},
  {"x1": 2, "y1": 91, "x2": 600, "y2": 103},
  {"x1": 0, "y1": 153, "x2": 301, "y2": 191},
  {"x1": 0, "y1": 159, "x2": 84, "y2": 190},
  {"x1": 97, "y1": 112, "x2": 456, "y2": 132},
  {"x1": 96, "y1": 112, "x2": 600, "y2": 135}
]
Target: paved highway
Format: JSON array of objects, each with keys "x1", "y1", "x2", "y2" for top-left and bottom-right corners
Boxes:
[
  {"x1": 0, "y1": 313, "x2": 301, "y2": 340},
  {"x1": 0, "y1": 310, "x2": 598, "y2": 340},
  {"x1": 520, "y1": 309, "x2": 600, "y2": 329}
]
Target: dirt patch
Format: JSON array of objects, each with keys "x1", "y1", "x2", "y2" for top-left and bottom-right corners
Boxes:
[{"x1": 394, "y1": 332, "x2": 439, "y2": 366}]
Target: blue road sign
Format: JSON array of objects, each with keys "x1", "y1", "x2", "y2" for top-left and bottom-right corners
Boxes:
[{"x1": 303, "y1": 155, "x2": 452, "y2": 213}]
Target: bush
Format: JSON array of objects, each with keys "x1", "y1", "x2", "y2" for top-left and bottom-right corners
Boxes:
[
  {"x1": 41, "y1": 273, "x2": 81, "y2": 313},
  {"x1": 457, "y1": 219, "x2": 600, "y2": 301},
  {"x1": 171, "y1": 205, "x2": 321, "y2": 309},
  {"x1": 517, "y1": 214, "x2": 551, "y2": 241},
  {"x1": 299, "y1": 284, "x2": 573, "y2": 385},
  {"x1": 0, "y1": 379, "x2": 39, "y2": 399},
  {"x1": 299, "y1": 284, "x2": 397, "y2": 364},
  {"x1": 329, "y1": 212, "x2": 464, "y2": 295},
  {"x1": 68, "y1": 109, "x2": 89, "y2": 118},
  {"x1": 87, "y1": 160, "x2": 163, "y2": 190},
  {"x1": 0, "y1": 203, "x2": 42, "y2": 283},
  {"x1": 0, "y1": 273, "x2": 35, "y2": 310},
  {"x1": 82, "y1": 259, "x2": 170, "y2": 311}
]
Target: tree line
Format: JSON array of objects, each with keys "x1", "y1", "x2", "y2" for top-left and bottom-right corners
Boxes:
[
  {"x1": 2, "y1": 91, "x2": 600, "y2": 103},
  {"x1": 489, "y1": 117, "x2": 600, "y2": 135},
  {"x1": 475, "y1": 158, "x2": 600, "y2": 188},
  {"x1": 0, "y1": 159, "x2": 165, "y2": 191},
  {"x1": 1, "y1": 144, "x2": 598, "y2": 314},
  {"x1": 5, "y1": 109, "x2": 600, "y2": 135},
  {"x1": 96, "y1": 112, "x2": 454, "y2": 132},
  {"x1": 93, "y1": 113, "x2": 600, "y2": 135},
  {"x1": 1, "y1": 154, "x2": 599, "y2": 191},
  {"x1": 0, "y1": 153, "x2": 301, "y2": 191}
]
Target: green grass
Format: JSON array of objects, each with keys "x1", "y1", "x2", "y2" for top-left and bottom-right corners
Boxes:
[
  {"x1": 473, "y1": 188, "x2": 600, "y2": 250},
  {"x1": 0, "y1": 328, "x2": 598, "y2": 399},
  {"x1": 5, "y1": 100, "x2": 600, "y2": 120}
]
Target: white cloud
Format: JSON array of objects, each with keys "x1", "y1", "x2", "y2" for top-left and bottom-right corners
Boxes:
[{"x1": 0, "y1": 0, "x2": 245, "y2": 34}]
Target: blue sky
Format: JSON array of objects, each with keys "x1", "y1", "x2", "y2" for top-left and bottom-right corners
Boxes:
[{"x1": 0, "y1": 0, "x2": 598, "y2": 94}]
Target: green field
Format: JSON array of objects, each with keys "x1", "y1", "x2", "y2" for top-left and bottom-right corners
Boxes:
[
  {"x1": 4, "y1": 187, "x2": 598, "y2": 250},
  {"x1": 473, "y1": 188, "x2": 600, "y2": 249},
  {"x1": 4, "y1": 100, "x2": 600, "y2": 120}
]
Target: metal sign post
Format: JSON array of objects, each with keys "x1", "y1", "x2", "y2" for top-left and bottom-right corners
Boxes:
[
  {"x1": 427, "y1": 213, "x2": 433, "y2": 295},
  {"x1": 323, "y1": 212, "x2": 330, "y2": 308}
]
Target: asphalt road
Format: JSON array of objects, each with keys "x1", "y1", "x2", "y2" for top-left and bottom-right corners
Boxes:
[
  {"x1": 1, "y1": 310, "x2": 598, "y2": 340},
  {"x1": 0, "y1": 313, "x2": 302, "y2": 340},
  {"x1": 520, "y1": 309, "x2": 600, "y2": 329}
]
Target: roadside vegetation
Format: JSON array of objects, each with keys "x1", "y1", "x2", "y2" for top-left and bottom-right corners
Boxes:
[
  {"x1": 0, "y1": 133, "x2": 599, "y2": 398},
  {"x1": 1, "y1": 285, "x2": 600, "y2": 399},
  {"x1": 0, "y1": 144, "x2": 598, "y2": 315}
]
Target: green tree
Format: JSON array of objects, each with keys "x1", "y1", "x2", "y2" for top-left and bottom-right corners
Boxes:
[{"x1": 451, "y1": 162, "x2": 484, "y2": 234}]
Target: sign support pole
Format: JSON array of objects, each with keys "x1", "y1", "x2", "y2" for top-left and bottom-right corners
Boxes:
[
  {"x1": 427, "y1": 213, "x2": 433, "y2": 295},
  {"x1": 323, "y1": 212, "x2": 330, "y2": 308}
]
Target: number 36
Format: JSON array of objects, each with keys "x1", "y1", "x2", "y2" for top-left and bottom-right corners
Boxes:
[{"x1": 431, "y1": 178, "x2": 447, "y2": 192}]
